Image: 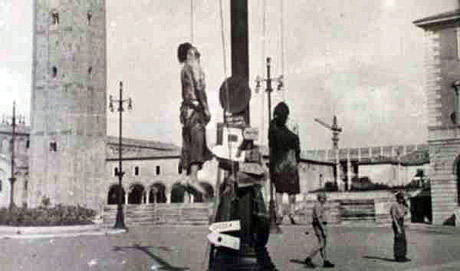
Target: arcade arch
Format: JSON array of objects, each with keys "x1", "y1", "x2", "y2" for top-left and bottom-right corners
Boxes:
[
  {"x1": 128, "y1": 183, "x2": 145, "y2": 204},
  {"x1": 171, "y1": 182, "x2": 186, "y2": 203},
  {"x1": 149, "y1": 182, "x2": 166, "y2": 203},
  {"x1": 107, "y1": 184, "x2": 125, "y2": 205},
  {"x1": 456, "y1": 157, "x2": 460, "y2": 206}
]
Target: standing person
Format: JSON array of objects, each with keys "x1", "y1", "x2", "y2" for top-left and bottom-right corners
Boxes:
[
  {"x1": 304, "y1": 192, "x2": 335, "y2": 268},
  {"x1": 269, "y1": 102, "x2": 300, "y2": 225},
  {"x1": 390, "y1": 191, "x2": 410, "y2": 262},
  {"x1": 177, "y1": 42, "x2": 213, "y2": 196}
]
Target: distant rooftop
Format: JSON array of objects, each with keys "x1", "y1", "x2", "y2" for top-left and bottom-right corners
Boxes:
[
  {"x1": 414, "y1": 9, "x2": 460, "y2": 28},
  {"x1": 106, "y1": 136, "x2": 178, "y2": 151}
]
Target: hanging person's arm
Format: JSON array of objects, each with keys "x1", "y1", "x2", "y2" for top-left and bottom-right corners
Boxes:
[{"x1": 191, "y1": 64, "x2": 211, "y2": 123}]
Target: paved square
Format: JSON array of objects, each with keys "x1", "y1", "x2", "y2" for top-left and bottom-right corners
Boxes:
[{"x1": 0, "y1": 224, "x2": 459, "y2": 271}]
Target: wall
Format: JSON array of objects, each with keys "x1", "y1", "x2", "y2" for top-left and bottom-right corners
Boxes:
[{"x1": 420, "y1": 19, "x2": 460, "y2": 225}]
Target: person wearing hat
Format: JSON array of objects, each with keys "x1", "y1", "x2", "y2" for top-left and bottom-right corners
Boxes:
[
  {"x1": 304, "y1": 192, "x2": 335, "y2": 268},
  {"x1": 268, "y1": 102, "x2": 301, "y2": 224},
  {"x1": 177, "y1": 42, "x2": 213, "y2": 196},
  {"x1": 390, "y1": 191, "x2": 410, "y2": 262},
  {"x1": 210, "y1": 137, "x2": 278, "y2": 271}
]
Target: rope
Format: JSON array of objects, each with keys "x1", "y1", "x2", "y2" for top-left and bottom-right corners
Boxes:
[
  {"x1": 190, "y1": 0, "x2": 194, "y2": 43},
  {"x1": 201, "y1": 1, "x2": 235, "y2": 269},
  {"x1": 280, "y1": 0, "x2": 286, "y2": 101},
  {"x1": 261, "y1": 0, "x2": 267, "y2": 147}
]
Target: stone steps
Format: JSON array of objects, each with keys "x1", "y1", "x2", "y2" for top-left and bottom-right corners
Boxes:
[
  {"x1": 102, "y1": 198, "x2": 395, "y2": 226},
  {"x1": 102, "y1": 203, "x2": 212, "y2": 227}
]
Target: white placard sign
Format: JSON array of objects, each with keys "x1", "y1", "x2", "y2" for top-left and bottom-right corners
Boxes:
[
  {"x1": 209, "y1": 220, "x2": 241, "y2": 232},
  {"x1": 207, "y1": 232, "x2": 240, "y2": 250},
  {"x1": 243, "y1": 127, "x2": 259, "y2": 140}
]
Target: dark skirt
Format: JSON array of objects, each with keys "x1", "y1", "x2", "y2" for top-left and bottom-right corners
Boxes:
[
  {"x1": 179, "y1": 105, "x2": 213, "y2": 174},
  {"x1": 271, "y1": 171, "x2": 300, "y2": 195},
  {"x1": 392, "y1": 219, "x2": 407, "y2": 260}
]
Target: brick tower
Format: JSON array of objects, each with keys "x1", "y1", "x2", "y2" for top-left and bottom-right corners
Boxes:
[{"x1": 29, "y1": 0, "x2": 107, "y2": 210}]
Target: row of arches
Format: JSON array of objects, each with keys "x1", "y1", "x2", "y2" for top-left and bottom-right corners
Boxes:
[{"x1": 107, "y1": 182, "x2": 215, "y2": 205}]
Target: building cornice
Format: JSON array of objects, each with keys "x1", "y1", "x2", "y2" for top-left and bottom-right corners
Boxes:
[{"x1": 414, "y1": 9, "x2": 460, "y2": 29}]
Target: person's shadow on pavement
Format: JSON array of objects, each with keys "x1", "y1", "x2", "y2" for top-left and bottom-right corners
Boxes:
[
  {"x1": 363, "y1": 255, "x2": 396, "y2": 262},
  {"x1": 113, "y1": 244, "x2": 189, "y2": 271}
]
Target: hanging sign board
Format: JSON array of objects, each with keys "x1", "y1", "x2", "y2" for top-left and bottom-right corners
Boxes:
[
  {"x1": 243, "y1": 127, "x2": 258, "y2": 140},
  {"x1": 207, "y1": 232, "x2": 240, "y2": 250},
  {"x1": 209, "y1": 220, "x2": 241, "y2": 233}
]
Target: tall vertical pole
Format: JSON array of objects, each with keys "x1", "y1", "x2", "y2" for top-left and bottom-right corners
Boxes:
[
  {"x1": 266, "y1": 57, "x2": 281, "y2": 233},
  {"x1": 114, "y1": 82, "x2": 126, "y2": 229},
  {"x1": 231, "y1": 0, "x2": 250, "y2": 125},
  {"x1": 9, "y1": 101, "x2": 16, "y2": 209}
]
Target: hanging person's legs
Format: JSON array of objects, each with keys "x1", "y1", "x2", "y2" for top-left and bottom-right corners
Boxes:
[
  {"x1": 288, "y1": 194, "x2": 297, "y2": 225},
  {"x1": 185, "y1": 163, "x2": 207, "y2": 199},
  {"x1": 275, "y1": 192, "x2": 284, "y2": 224}
]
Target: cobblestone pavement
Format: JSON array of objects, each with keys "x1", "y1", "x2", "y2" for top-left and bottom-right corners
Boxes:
[{"x1": 0, "y1": 224, "x2": 459, "y2": 271}]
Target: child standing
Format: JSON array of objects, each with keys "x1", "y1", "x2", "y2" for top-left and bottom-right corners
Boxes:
[{"x1": 304, "y1": 192, "x2": 335, "y2": 268}]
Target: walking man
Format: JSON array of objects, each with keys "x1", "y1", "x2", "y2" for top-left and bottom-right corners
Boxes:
[{"x1": 304, "y1": 192, "x2": 335, "y2": 268}]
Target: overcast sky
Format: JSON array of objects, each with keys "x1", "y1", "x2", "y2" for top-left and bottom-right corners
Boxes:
[{"x1": 0, "y1": 0, "x2": 458, "y2": 150}]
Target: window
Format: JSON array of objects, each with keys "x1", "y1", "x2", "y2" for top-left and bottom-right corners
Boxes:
[
  {"x1": 49, "y1": 141, "x2": 57, "y2": 152},
  {"x1": 87, "y1": 12, "x2": 92, "y2": 24},
  {"x1": 452, "y1": 80, "x2": 460, "y2": 124},
  {"x1": 51, "y1": 12, "x2": 59, "y2": 25},
  {"x1": 178, "y1": 165, "x2": 183, "y2": 174},
  {"x1": 134, "y1": 166, "x2": 139, "y2": 176},
  {"x1": 26, "y1": 139, "x2": 30, "y2": 149},
  {"x1": 52, "y1": 66, "x2": 58, "y2": 78},
  {"x1": 156, "y1": 166, "x2": 161, "y2": 175},
  {"x1": 0, "y1": 180, "x2": 2, "y2": 192},
  {"x1": 114, "y1": 167, "x2": 119, "y2": 176},
  {"x1": 88, "y1": 66, "x2": 92, "y2": 75}
]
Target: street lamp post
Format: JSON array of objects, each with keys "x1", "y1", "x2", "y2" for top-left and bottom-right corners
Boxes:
[
  {"x1": 109, "y1": 81, "x2": 132, "y2": 230},
  {"x1": 2, "y1": 101, "x2": 25, "y2": 209},
  {"x1": 255, "y1": 57, "x2": 284, "y2": 234}
]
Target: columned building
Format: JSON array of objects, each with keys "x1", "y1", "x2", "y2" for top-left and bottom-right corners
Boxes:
[{"x1": 0, "y1": 124, "x2": 29, "y2": 208}]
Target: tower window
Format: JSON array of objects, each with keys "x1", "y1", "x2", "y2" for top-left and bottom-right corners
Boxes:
[
  {"x1": 87, "y1": 12, "x2": 92, "y2": 24},
  {"x1": 156, "y1": 166, "x2": 161, "y2": 175},
  {"x1": 88, "y1": 66, "x2": 92, "y2": 75},
  {"x1": 134, "y1": 166, "x2": 139, "y2": 176},
  {"x1": 52, "y1": 66, "x2": 58, "y2": 78},
  {"x1": 49, "y1": 141, "x2": 57, "y2": 152},
  {"x1": 452, "y1": 80, "x2": 460, "y2": 124},
  {"x1": 52, "y1": 12, "x2": 59, "y2": 25}
]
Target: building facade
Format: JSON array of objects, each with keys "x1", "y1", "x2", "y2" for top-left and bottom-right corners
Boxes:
[
  {"x1": 104, "y1": 136, "x2": 215, "y2": 206},
  {"x1": 415, "y1": 10, "x2": 460, "y2": 225},
  {"x1": 29, "y1": 0, "x2": 107, "y2": 209},
  {"x1": 0, "y1": 124, "x2": 29, "y2": 208}
]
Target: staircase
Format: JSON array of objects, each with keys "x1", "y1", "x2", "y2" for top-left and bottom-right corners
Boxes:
[
  {"x1": 102, "y1": 203, "x2": 213, "y2": 227},
  {"x1": 340, "y1": 199, "x2": 376, "y2": 224}
]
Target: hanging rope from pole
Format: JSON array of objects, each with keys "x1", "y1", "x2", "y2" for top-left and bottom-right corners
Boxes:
[
  {"x1": 280, "y1": 0, "x2": 286, "y2": 101},
  {"x1": 190, "y1": 0, "x2": 195, "y2": 43},
  {"x1": 261, "y1": 0, "x2": 267, "y2": 146},
  {"x1": 201, "y1": 1, "x2": 235, "y2": 269}
]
